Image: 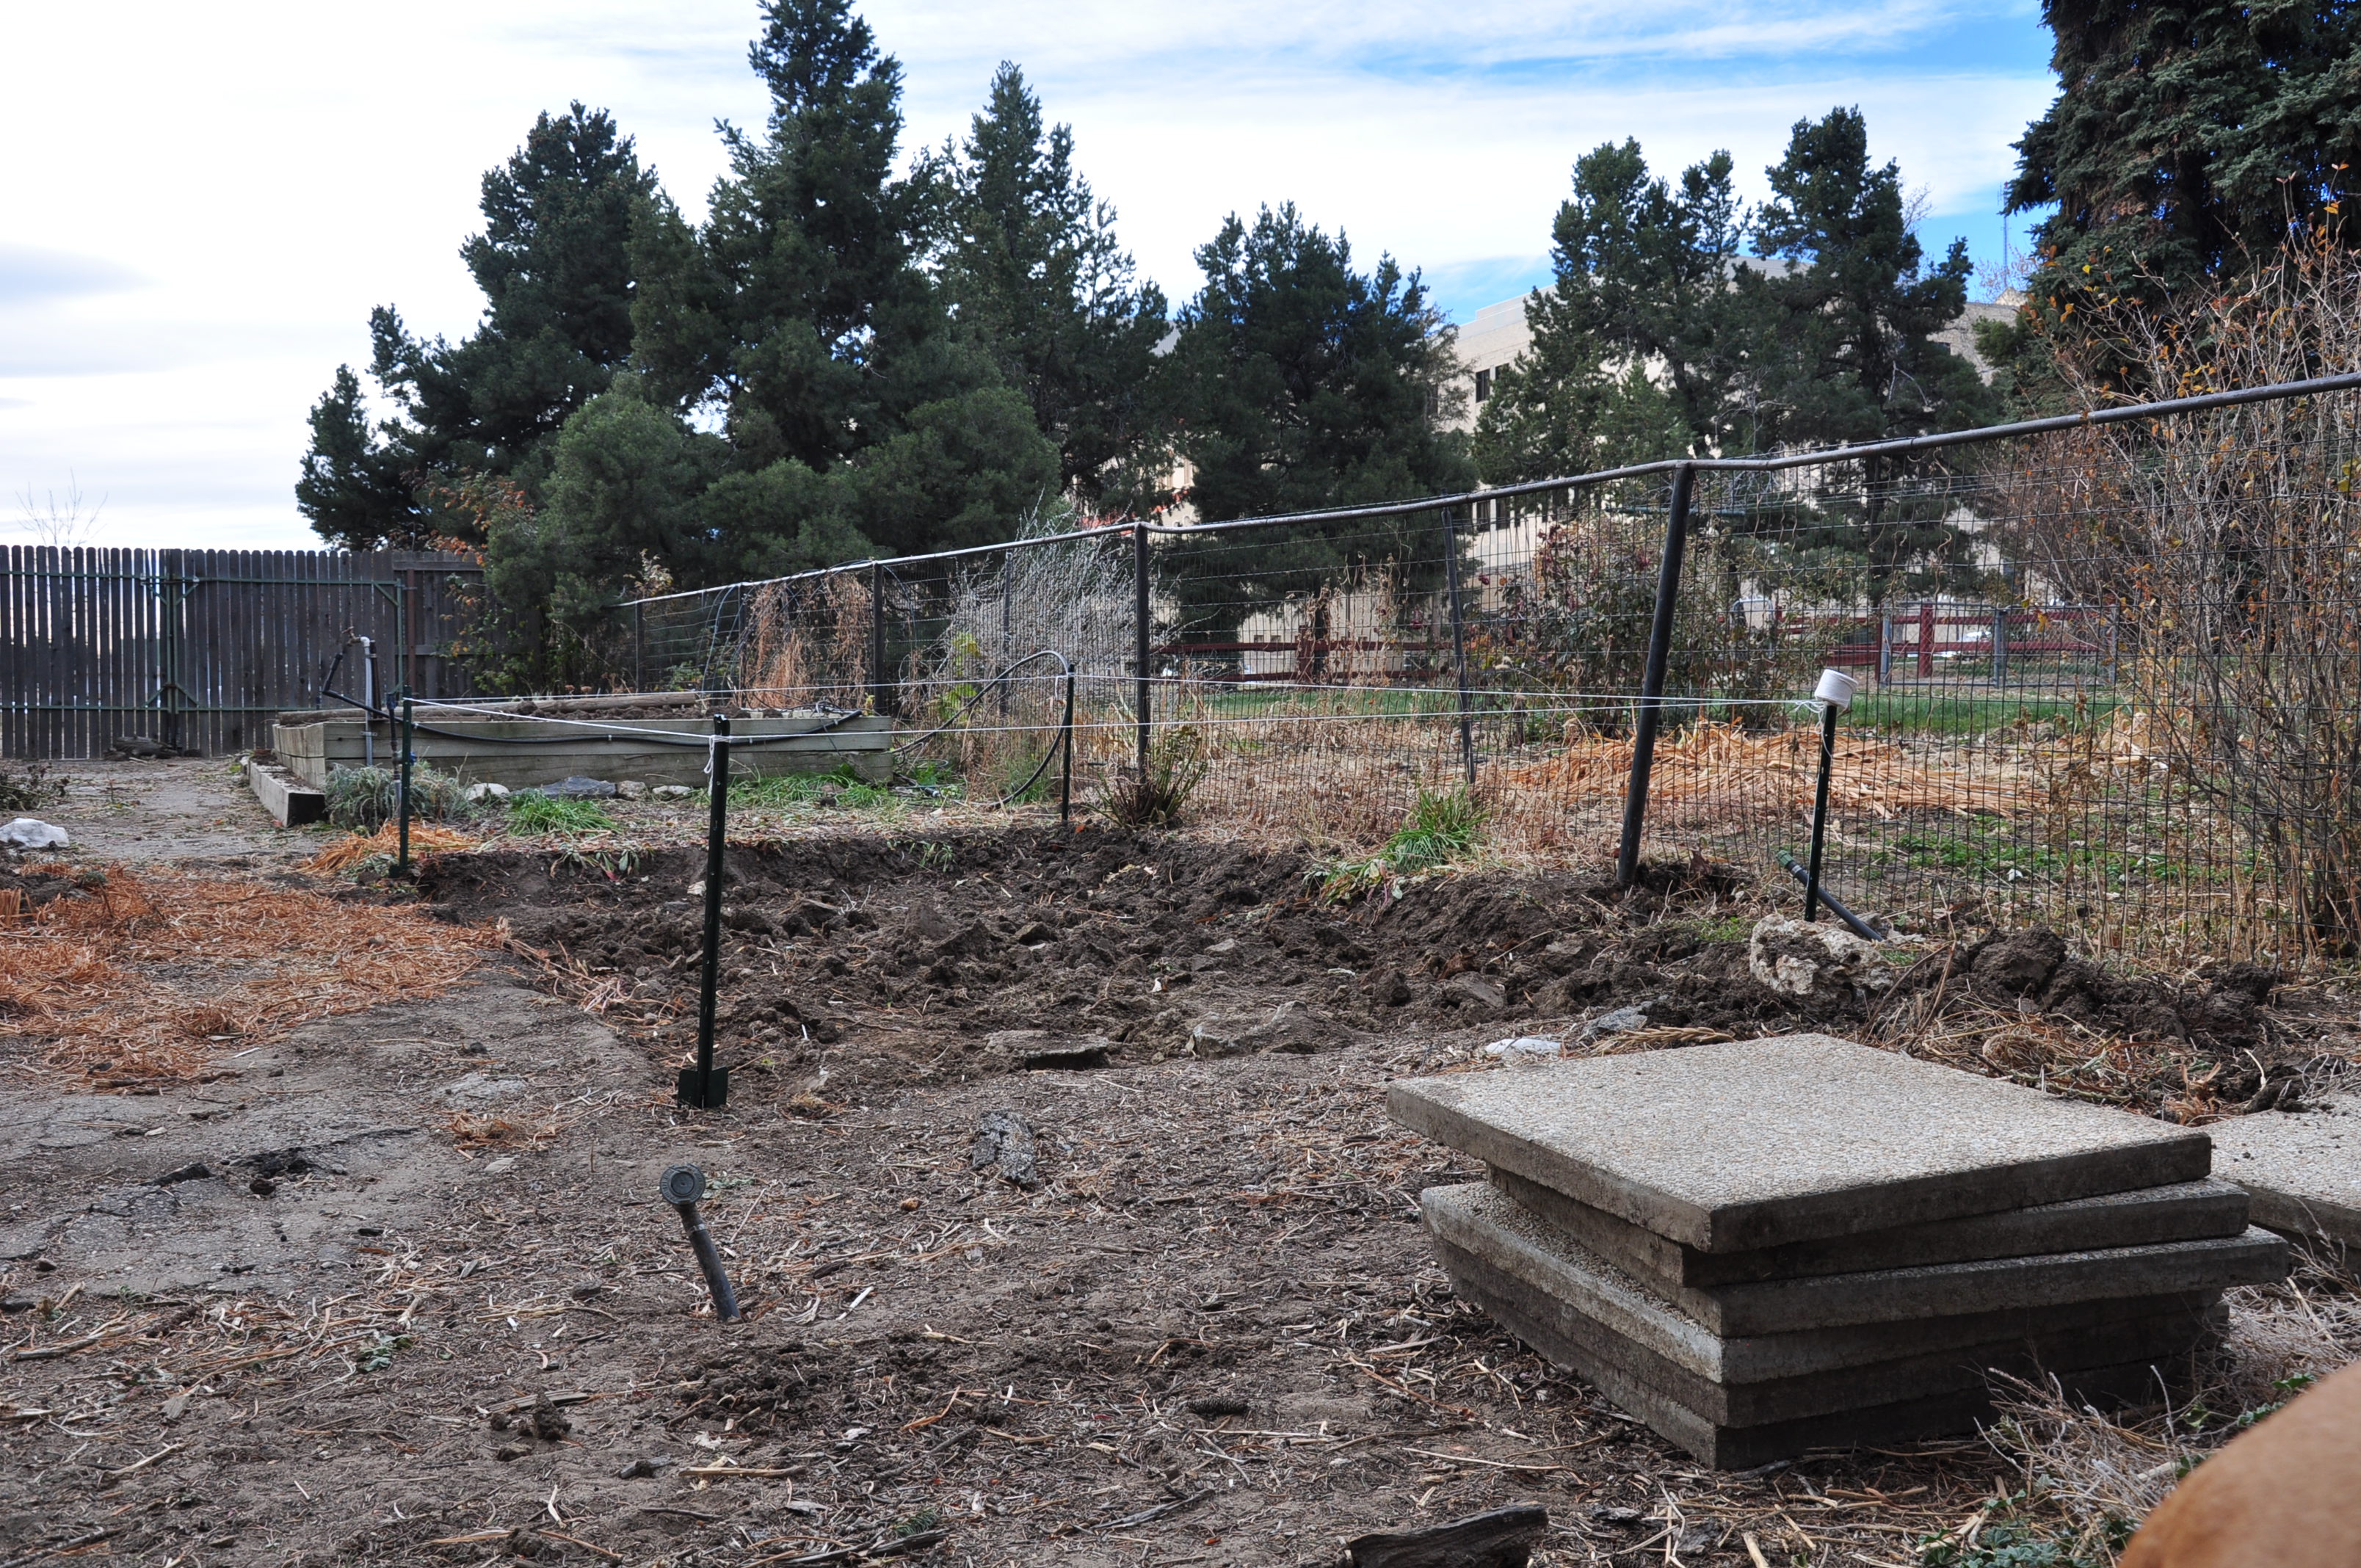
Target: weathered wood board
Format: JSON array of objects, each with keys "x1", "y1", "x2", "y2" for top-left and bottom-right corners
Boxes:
[{"x1": 271, "y1": 709, "x2": 892, "y2": 790}]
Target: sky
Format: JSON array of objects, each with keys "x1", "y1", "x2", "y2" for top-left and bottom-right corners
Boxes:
[{"x1": 0, "y1": 1, "x2": 2059, "y2": 551}]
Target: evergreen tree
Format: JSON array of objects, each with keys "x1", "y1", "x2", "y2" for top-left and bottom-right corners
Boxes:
[
  {"x1": 1161, "y1": 204, "x2": 1474, "y2": 624},
  {"x1": 1473, "y1": 140, "x2": 1736, "y2": 482},
  {"x1": 296, "y1": 367, "x2": 426, "y2": 551},
  {"x1": 1744, "y1": 106, "x2": 1993, "y2": 450},
  {"x1": 296, "y1": 104, "x2": 656, "y2": 548},
  {"x1": 928, "y1": 63, "x2": 1169, "y2": 502},
  {"x1": 1994, "y1": 0, "x2": 2361, "y2": 396}
]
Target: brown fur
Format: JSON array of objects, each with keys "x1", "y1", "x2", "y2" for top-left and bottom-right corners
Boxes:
[{"x1": 2121, "y1": 1357, "x2": 2361, "y2": 1567}]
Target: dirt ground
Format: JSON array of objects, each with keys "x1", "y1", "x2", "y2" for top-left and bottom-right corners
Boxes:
[{"x1": 2, "y1": 760, "x2": 2357, "y2": 1568}]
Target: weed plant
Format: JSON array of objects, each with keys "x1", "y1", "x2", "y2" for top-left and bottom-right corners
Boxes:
[
  {"x1": 1321, "y1": 788, "x2": 1484, "y2": 899},
  {"x1": 325, "y1": 762, "x2": 472, "y2": 830},
  {"x1": 505, "y1": 790, "x2": 618, "y2": 835},
  {"x1": 1095, "y1": 724, "x2": 1210, "y2": 827},
  {"x1": 0, "y1": 761, "x2": 64, "y2": 813}
]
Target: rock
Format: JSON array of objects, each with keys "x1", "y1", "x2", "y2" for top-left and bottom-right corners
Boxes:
[
  {"x1": 1443, "y1": 972, "x2": 1509, "y2": 1012},
  {"x1": 1361, "y1": 965, "x2": 1412, "y2": 1006},
  {"x1": 1484, "y1": 1037, "x2": 1564, "y2": 1061},
  {"x1": 529, "y1": 1391, "x2": 571, "y2": 1440},
  {"x1": 543, "y1": 776, "x2": 618, "y2": 799},
  {"x1": 1748, "y1": 918, "x2": 1889, "y2": 997},
  {"x1": 0, "y1": 819, "x2": 69, "y2": 851},
  {"x1": 1577, "y1": 1004, "x2": 1652, "y2": 1044},
  {"x1": 971, "y1": 1110, "x2": 1045, "y2": 1191},
  {"x1": 148, "y1": 1161, "x2": 212, "y2": 1186},
  {"x1": 109, "y1": 735, "x2": 182, "y2": 759},
  {"x1": 617, "y1": 1455, "x2": 670, "y2": 1478},
  {"x1": 1240, "y1": 999, "x2": 1346, "y2": 1055},
  {"x1": 1011, "y1": 921, "x2": 1055, "y2": 946},
  {"x1": 463, "y1": 782, "x2": 510, "y2": 803},
  {"x1": 615, "y1": 780, "x2": 648, "y2": 800},
  {"x1": 1346, "y1": 1503, "x2": 1549, "y2": 1567},
  {"x1": 650, "y1": 785, "x2": 695, "y2": 801}
]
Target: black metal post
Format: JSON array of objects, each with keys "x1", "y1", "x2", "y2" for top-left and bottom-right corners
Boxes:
[
  {"x1": 1443, "y1": 505, "x2": 1476, "y2": 786},
  {"x1": 1803, "y1": 698, "x2": 1840, "y2": 922},
  {"x1": 1060, "y1": 663, "x2": 1076, "y2": 828},
  {"x1": 868, "y1": 562, "x2": 887, "y2": 716},
  {"x1": 1615, "y1": 462, "x2": 1697, "y2": 887},
  {"x1": 679, "y1": 713, "x2": 731, "y2": 1109},
  {"x1": 998, "y1": 551, "x2": 1012, "y2": 721},
  {"x1": 633, "y1": 602, "x2": 645, "y2": 692},
  {"x1": 1133, "y1": 523, "x2": 1150, "y2": 778},
  {"x1": 396, "y1": 690, "x2": 414, "y2": 877}
]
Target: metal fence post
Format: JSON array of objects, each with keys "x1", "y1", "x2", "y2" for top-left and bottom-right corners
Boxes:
[
  {"x1": 1616, "y1": 462, "x2": 1697, "y2": 888},
  {"x1": 1443, "y1": 504, "x2": 1476, "y2": 785},
  {"x1": 1134, "y1": 523, "x2": 1150, "y2": 778},
  {"x1": 1992, "y1": 606, "x2": 2009, "y2": 686},
  {"x1": 681, "y1": 712, "x2": 731, "y2": 1110},
  {"x1": 396, "y1": 690, "x2": 414, "y2": 877},
  {"x1": 632, "y1": 601, "x2": 645, "y2": 692},
  {"x1": 1877, "y1": 612, "x2": 1893, "y2": 683},
  {"x1": 868, "y1": 562, "x2": 887, "y2": 716}
]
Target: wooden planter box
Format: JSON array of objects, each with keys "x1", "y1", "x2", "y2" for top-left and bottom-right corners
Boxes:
[{"x1": 270, "y1": 703, "x2": 893, "y2": 791}]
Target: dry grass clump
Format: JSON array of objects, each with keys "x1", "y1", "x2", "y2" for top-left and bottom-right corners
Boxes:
[
  {"x1": 0, "y1": 864, "x2": 487, "y2": 1085},
  {"x1": 300, "y1": 821, "x2": 480, "y2": 876},
  {"x1": 446, "y1": 1110, "x2": 559, "y2": 1149},
  {"x1": 1505, "y1": 718, "x2": 2042, "y2": 824},
  {"x1": 1980, "y1": 1255, "x2": 2361, "y2": 1562}
]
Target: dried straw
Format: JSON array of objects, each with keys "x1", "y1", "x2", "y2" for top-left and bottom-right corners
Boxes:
[
  {"x1": 0, "y1": 864, "x2": 487, "y2": 1086},
  {"x1": 299, "y1": 822, "x2": 480, "y2": 876}
]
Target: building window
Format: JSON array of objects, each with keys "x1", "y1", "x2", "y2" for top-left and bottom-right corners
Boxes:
[{"x1": 1473, "y1": 369, "x2": 1491, "y2": 404}]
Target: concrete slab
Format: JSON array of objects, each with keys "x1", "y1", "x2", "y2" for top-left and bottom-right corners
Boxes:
[
  {"x1": 1491, "y1": 1169, "x2": 2251, "y2": 1291},
  {"x1": 1389, "y1": 1034, "x2": 2211, "y2": 1251},
  {"x1": 1438, "y1": 1233, "x2": 2215, "y2": 1428},
  {"x1": 1448, "y1": 1241, "x2": 2202, "y2": 1467},
  {"x1": 1421, "y1": 1183, "x2": 2282, "y2": 1378},
  {"x1": 1489, "y1": 1171, "x2": 2266, "y2": 1333},
  {"x1": 2208, "y1": 1096, "x2": 2361, "y2": 1246}
]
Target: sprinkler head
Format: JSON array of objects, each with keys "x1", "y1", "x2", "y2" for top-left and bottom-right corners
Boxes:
[{"x1": 660, "y1": 1164, "x2": 708, "y2": 1207}]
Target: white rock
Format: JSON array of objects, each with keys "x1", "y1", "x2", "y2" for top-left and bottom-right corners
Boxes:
[
  {"x1": 463, "y1": 782, "x2": 510, "y2": 802},
  {"x1": 0, "y1": 819, "x2": 69, "y2": 850},
  {"x1": 650, "y1": 785, "x2": 695, "y2": 801},
  {"x1": 1748, "y1": 916, "x2": 1889, "y2": 997},
  {"x1": 1484, "y1": 1036, "x2": 1564, "y2": 1061}
]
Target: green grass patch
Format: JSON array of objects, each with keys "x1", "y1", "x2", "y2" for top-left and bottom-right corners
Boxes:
[
  {"x1": 506, "y1": 790, "x2": 618, "y2": 835},
  {"x1": 727, "y1": 763, "x2": 928, "y2": 810},
  {"x1": 1852, "y1": 688, "x2": 2120, "y2": 737},
  {"x1": 1321, "y1": 788, "x2": 1484, "y2": 900}
]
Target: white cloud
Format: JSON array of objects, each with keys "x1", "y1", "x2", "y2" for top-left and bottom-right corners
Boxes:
[{"x1": 0, "y1": 0, "x2": 2050, "y2": 550}]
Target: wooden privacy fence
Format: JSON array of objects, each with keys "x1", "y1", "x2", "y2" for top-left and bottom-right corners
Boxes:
[{"x1": 1, "y1": 547, "x2": 482, "y2": 760}]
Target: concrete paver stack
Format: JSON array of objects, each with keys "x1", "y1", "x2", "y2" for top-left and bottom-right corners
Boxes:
[{"x1": 1389, "y1": 1034, "x2": 2290, "y2": 1467}]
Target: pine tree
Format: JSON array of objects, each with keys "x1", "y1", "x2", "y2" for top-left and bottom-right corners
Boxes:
[
  {"x1": 1162, "y1": 204, "x2": 1475, "y2": 623},
  {"x1": 296, "y1": 104, "x2": 656, "y2": 548},
  {"x1": 1473, "y1": 140, "x2": 1737, "y2": 482},
  {"x1": 1995, "y1": 1, "x2": 2361, "y2": 399},
  {"x1": 929, "y1": 63, "x2": 1169, "y2": 502}
]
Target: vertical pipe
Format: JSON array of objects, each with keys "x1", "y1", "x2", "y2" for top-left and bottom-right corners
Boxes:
[
  {"x1": 868, "y1": 563, "x2": 887, "y2": 716},
  {"x1": 1133, "y1": 523, "x2": 1150, "y2": 779},
  {"x1": 1615, "y1": 462, "x2": 1697, "y2": 888},
  {"x1": 633, "y1": 601, "x2": 645, "y2": 694},
  {"x1": 1443, "y1": 505, "x2": 1476, "y2": 786},
  {"x1": 1804, "y1": 699, "x2": 1839, "y2": 922},
  {"x1": 1878, "y1": 612, "x2": 1893, "y2": 683},
  {"x1": 1992, "y1": 606, "x2": 2009, "y2": 686},
  {"x1": 396, "y1": 690, "x2": 413, "y2": 877},
  {"x1": 683, "y1": 712, "x2": 731, "y2": 1110},
  {"x1": 1060, "y1": 664, "x2": 1076, "y2": 829}
]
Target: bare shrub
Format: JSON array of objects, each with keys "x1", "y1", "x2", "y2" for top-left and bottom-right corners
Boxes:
[{"x1": 2009, "y1": 240, "x2": 2361, "y2": 954}]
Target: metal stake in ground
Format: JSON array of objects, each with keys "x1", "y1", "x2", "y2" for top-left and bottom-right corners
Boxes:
[
  {"x1": 680, "y1": 712, "x2": 731, "y2": 1109},
  {"x1": 1802, "y1": 667, "x2": 1857, "y2": 923},
  {"x1": 396, "y1": 690, "x2": 414, "y2": 877},
  {"x1": 1616, "y1": 461, "x2": 1697, "y2": 888},
  {"x1": 659, "y1": 1164, "x2": 740, "y2": 1321}
]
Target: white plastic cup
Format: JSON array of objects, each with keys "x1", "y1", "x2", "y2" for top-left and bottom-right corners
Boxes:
[{"x1": 1813, "y1": 667, "x2": 1859, "y2": 711}]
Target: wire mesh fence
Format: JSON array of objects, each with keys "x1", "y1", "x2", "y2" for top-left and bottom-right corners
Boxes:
[{"x1": 612, "y1": 372, "x2": 2361, "y2": 971}]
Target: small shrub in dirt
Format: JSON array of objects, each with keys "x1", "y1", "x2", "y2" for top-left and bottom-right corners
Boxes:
[
  {"x1": 0, "y1": 761, "x2": 64, "y2": 813},
  {"x1": 1095, "y1": 724, "x2": 1209, "y2": 827},
  {"x1": 324, "y1": 762, "x2": 472, "y2": 830},
  {"x1": 504, "y1": 790, "x2": 617, "y2": 835}
]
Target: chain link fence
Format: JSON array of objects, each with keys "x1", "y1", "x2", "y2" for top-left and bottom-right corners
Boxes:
[{"x1": 612, "y1": 372, "x2": 2361, "y2": 970}]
